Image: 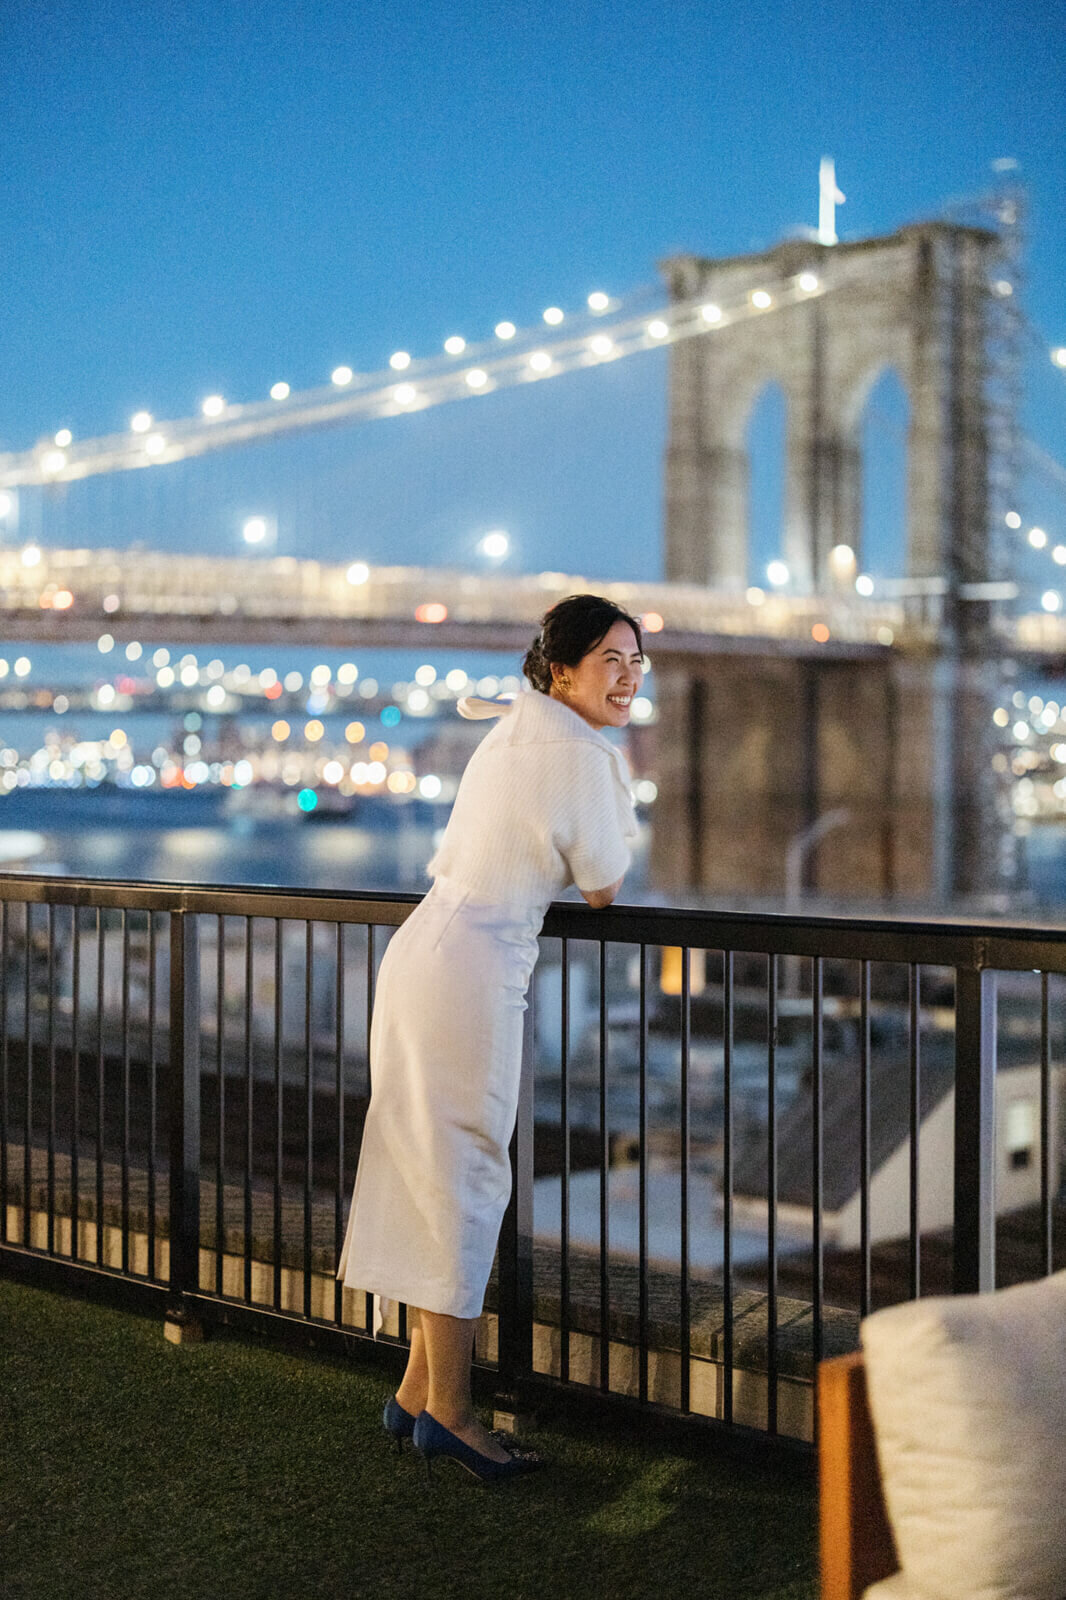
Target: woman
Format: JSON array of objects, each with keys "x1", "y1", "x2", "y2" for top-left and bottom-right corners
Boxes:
[{"x1": 336, "y1": 593, "x2": 644, "y2": 1482}]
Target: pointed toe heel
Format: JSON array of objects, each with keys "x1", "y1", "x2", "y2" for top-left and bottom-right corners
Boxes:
[
  {"x1": 412, "y1": 1410, "x2": 545, "y2": 1486},
  {"x1": 382, "y1": 1395, "x2": 418, "y2": 1452}
]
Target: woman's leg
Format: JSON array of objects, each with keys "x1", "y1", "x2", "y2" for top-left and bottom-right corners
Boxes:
[
  {"x1": 394, "y1": 1309, "x2": 427, "y2": 1415},
  {"x1": 403, "y1": 1307, "x2": 511, "y2": 1461}
]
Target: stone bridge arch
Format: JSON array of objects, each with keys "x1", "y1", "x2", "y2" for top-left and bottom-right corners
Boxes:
[{"x1": 662, "y1": 223, "x2": 996, "y2": 595}]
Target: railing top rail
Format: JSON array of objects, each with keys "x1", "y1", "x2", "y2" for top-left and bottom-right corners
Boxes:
[{"x1": 3, "y1": 868, "x2": 1066, "y2": 971}]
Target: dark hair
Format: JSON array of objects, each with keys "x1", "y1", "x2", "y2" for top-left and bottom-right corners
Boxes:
[{"x1": 522, "y1": 594, "x2": 644, "y2": 694}]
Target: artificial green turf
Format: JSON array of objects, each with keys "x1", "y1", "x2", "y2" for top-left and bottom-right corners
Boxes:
[{"x1": 0, "y1": 1279, "x2": 815, "y2": 1600}]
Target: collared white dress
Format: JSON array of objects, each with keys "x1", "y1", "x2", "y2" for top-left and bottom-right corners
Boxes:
[{"x1": 336, "y1": 689, "x2": 637, "y2": 1320}]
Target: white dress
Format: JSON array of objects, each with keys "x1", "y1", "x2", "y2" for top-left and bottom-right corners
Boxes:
[{"x1": 336, "y1": 689, "x2": 637, "y2": 1320}]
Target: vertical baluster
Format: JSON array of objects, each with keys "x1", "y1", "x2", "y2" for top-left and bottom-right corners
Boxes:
[
  {"x1": 215, "y1": 914, "x2": 225, "y2": 1296},
  {"x1": 952, "y1": 966, "x2": 997, "y2": 1295},
  {"x1": 766, "y1": 952, "x2": 778, "y2": 1436},
  {"x1": 147, "y1": 911, "x2": 157, "y2": 1279},
  {"x1": 908, "y1": 964, "x2": 921, "y2": 1300},
  {"x1": 167, "y1": 912, "x2": 202, "y2": 1331},
  {"x1": 363, "y1": 923, "x2": 376, "y2": 1335},
  {"x1": 95, "y1": 908, "x2": 105, "y2": 1266},
  {"x1": 304, "y1": 920, "x2": 314, "y2": 1320},
  {"x1": 1040, "y1": 971, "x2": 1053, "y2": 1278},
  {"x1": 23, "y1": 902, "x2": 33, "y2": 1248},
  {"x1": 638, "y1": 943, "x2": 649, "y2": 1405},
  {"x1": 598, "y1": 940, "x2": 610, "y2": 1393},
  {"x1": 334, "y1": 921, "x2": 345, "y2": 1326},
  {"x1": 1, "y1": 900, "x2": 8, "y2": 1244},
  {"x1": 722, "y1": 949, "x2": 734, "y2": 1426},
  {"x1": 273, "y1": 918, "x2": 284, "y2": 1311},
  {"x1": 71, "y1": 906, "x2": 81, "y2": 1261},
  {"x1": 859, "y1": 959, "x2": 871, "y2": 1318},
  {"x1": 811, "y1": 956, "x2": 824, "y2": 1386},
  {"x1": 679, "y1": 945, "x2": 691, "y2": 1414},
  {"x1": 244, "y1": 917, "x2": 254, "y2": 1303},
  {"x1": 46, "y1": 903, "x2": 56, "y2": 1254},
  {"x1": 120, "y1": 909, "x2": 130, "y2": 1273},
  {"x1": 559, "y1": 936, "x2": 570, "y2": 1385}
]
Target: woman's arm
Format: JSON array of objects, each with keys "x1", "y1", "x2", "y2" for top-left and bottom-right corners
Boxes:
[{"x1": 580, "y1": 876, "x2": 623, "y2": 909}]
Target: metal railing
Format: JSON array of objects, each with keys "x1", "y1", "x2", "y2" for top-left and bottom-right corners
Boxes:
[{"x1": 1, "y1": 871, "x2": 1063, "y2": 1446}]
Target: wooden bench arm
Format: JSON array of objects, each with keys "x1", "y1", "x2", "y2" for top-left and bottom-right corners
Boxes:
[{"x1": 819, "y1": 1352, "x2": 898, "y2": 1600}]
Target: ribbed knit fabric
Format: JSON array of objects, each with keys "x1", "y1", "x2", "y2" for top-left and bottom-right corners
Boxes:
[{"x1": 427, "y1": 688, "x2": 637, "y2": 905}]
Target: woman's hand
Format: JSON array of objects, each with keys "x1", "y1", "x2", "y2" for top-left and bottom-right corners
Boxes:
[{"x1": 580, "y1": 876, "x2": 623, "y2": 909}]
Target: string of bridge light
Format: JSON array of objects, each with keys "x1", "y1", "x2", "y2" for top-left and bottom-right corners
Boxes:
[{"x1": 0, "y1": 274, "x2": 832, "y2": 490}]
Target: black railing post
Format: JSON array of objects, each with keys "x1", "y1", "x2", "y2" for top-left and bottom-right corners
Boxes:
[
  {"x1": 166, "y1": 910, "x2": 203, "y2": 1342},
  {"x1": 953, "y1": 963, "x2": 997, "y2": 1295},
  {"x1": 494, "y1": 985, "x2": 535, "y2": 1429}
]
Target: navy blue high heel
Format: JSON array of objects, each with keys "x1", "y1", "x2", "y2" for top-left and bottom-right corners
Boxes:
[
  {"x1": 382, "y1": 1395, "x2": 418, "y2": 1452},
  {"x1": 412, "y1": 1410, "x2": 544, "y2": 1485}
]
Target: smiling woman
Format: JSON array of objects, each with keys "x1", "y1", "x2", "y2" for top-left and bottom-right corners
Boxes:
[{"x1": 337, "y1": 593, "x2": 640, "y2": 1483}]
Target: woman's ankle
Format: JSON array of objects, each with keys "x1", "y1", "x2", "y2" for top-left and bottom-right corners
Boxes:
[{"x1": 394, "y1": 1384, "x2": 427, "y2": 1415}]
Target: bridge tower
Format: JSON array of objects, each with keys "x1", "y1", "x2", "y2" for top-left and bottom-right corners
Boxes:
[{"x1": 653, "y1": 221, "x2": 1017, "y2": 907}]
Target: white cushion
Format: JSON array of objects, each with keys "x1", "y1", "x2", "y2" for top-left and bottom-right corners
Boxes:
[{"x1": 860, "y1": 1271, "x2": 1066, "y2": 1600}]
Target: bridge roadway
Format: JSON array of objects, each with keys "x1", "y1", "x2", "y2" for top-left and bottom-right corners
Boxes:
[{"x1": 2, "y1": 546, "x2": 1063, "y2": 661}]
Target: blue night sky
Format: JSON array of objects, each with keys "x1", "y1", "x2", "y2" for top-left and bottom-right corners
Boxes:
[{"x1": 2, "y1": 0, "x2": 1064, "y2": 600}]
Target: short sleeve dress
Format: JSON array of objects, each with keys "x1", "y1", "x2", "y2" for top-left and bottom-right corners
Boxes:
[{"x1": 336, "y1": 688, "x2": 637, "y2": 1320}]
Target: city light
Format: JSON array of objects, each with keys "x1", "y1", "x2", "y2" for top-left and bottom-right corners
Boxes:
[
  {"x1": 811, "y1": 623, "x2": 831, "y2": 643},
  {"x1": 242, "y1": 516, "x2": 268, "y2": 544},
  {"x1": 21, "y1": 545, "x2": 41, "y2": 567},
  {"x1": 346, "y1": 561, "x2": 369, "y2": 585},
  {"x1": 331, "y1": 366, "x2": 353, "y2": 386},
  {"x1": 270, "y1": 382, "x2": 290, "y2": 400},
  {"x1": 0, "y1": 492, "x2": 13, "y2": 518},
  {"x1": 746, "y1": 587, "x2": 766, "y2": 606},
  {"x1": 414, "y1": 664, "x2": 437, "y2": 686},
  {"x1": 465, "y1": 368, "x2": 488, "y2": 388},
  {"x1": 1042, "y1": 591, "x2": 1061, "y2": 612},
  {"x1": 589, "y1": 335, "x2": 614, "y2": 356},
  {"x1": 479, "y1": 530, "x2": 509, "y2": 560},
  {"x1": 389, "y1": 350, "x2": 411, "y2": 370},
  {"x1": 415, "y1": 601, "x2": 448, "y2": 623},
  {"x1": 201, "y1": 395, "x2": 225, "y2": 418},
  {"x1": 145, "y1": 433, "x2": 166, "y2": 455},
  {"x1": 855, "y1": 574, "x2": 875, "y2": 597},
  {"x1": 130, "y1": 411, "x2": 152, "y2": 433},
  {"x1": 647, "y1": 320, "x2": 669, "y2": 339},
  {"x1": 751, "y1": 290, "x2": 773, "y2": 309},
  {"x1": 304, "y1": 720, "x2": 324, "y2": 742},
  {"x1": 1054, "y1": 547, "x2": 1066, "y2": 565},
  {"x1": 336, "y1": 662, "x2": 358, "y2": 684},
  {"x1": 767, "y1": 560, "x2": 789, "y2": 586},
  {"x1": 54, "y1": 429, "x2": 72, "y2": 447},
  {"x1": 494, "y1": 322, "x2": 516, "y2": 340},
  {"x1": 542, "y1": 307, "x2": 564, "y2": 325},
  {"x1": 125, "y1": 641, "x2": 142, "y2": 660},
  {"x1": 345, "y1": 721, "x2": 365, "y2": 743},
  {"x1": 444, "y1": 336, "x2": 466, "y2": 355},
  {"x1": 587, "y1": 292, "x2": 609, "y2": 312},
  {"x1": 1029, "y1": 527, "x2": 1048, "y2": 549},
  {"x1": 1005, "y1": 511, "x2": 1021, "y2": 528},
  {"x1": 419, "y1": 774, "x2": 442, "y2": 799},
  {"x1": 798, "y1": 273, "x2": 819, "y2": 292},
  {"x1": 528, "y1": 351, "x2": 552, "y2": 372},
  {"x1": 641, "y1": 611, "x2": 664, "y2": 633},
  {"x1": 393, "y1": 384, "x2": 417, "y2": 405},
  {"x1": 700, "y1": 303, "x2": 722, "y2": 323},
  {"x1": 41, "y1": 449, "x2": 66, "y2": 473},
  {"x1": 1053, "y1": 348, "x2": 1066, "y2": 369}
]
